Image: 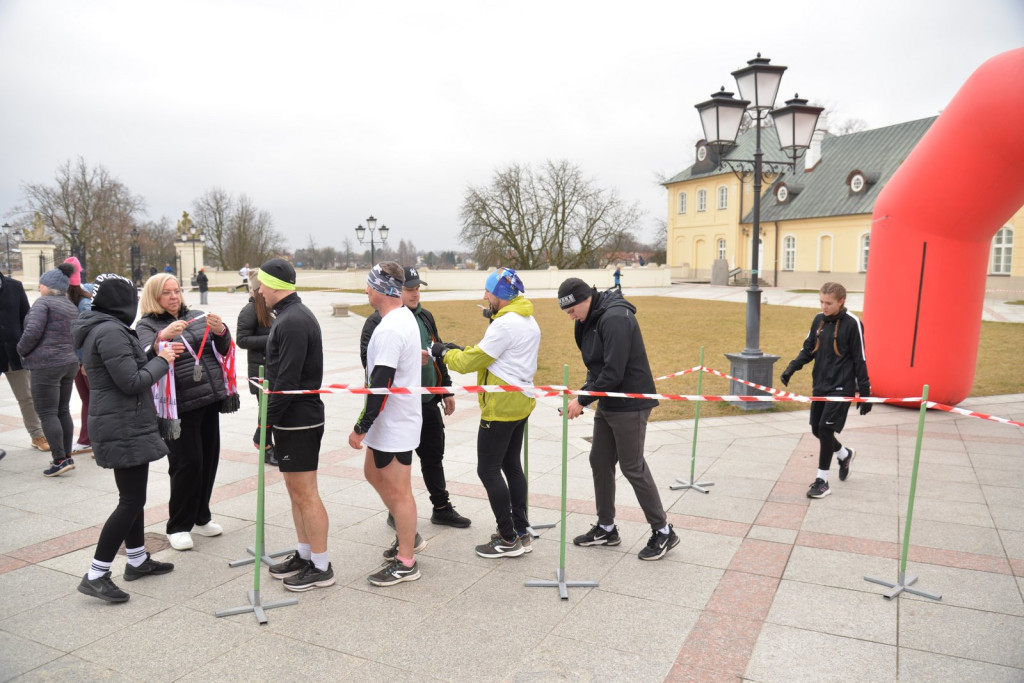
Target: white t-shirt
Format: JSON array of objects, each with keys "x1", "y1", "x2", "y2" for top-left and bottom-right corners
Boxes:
[
  {"x1": 477, "y1": 309, "x2": 540, "y2": 396},
  {"x1": 364, "y1": 306, "x2": 423, "y2": 452}
]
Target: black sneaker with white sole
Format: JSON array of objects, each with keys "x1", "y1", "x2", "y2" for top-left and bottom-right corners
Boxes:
[
  {"x1": 283, "y1": 562, "x2": 336, "y2": 592},
  {"x1": 492, "y1": 531, "x2": 533, "y2": 553},
  {"x1": 807, "y1": 478, "x2": 831, "y2": 498},
  {"x1": 43, "y1": 458, "x2": 75, "y2": 477},
  {"x1": 383, "y1": 533, "x2": 427, "y2": 559},
  {"x1": 638, "y1": 524, "x2": 680, "y2": 561},
  {"x1": 268, "y1": 552, "x2": 310, "y2": 579},
  {"x1": 838, "y1": 448, "x2": 856, "y2": 481},
  {"x1": 475, "y1": 535, "x2": 524, "y2": 558},
  {"x1": 573, "y1": 524, "x2": 621, "y2": 547},
  {"x1": 367, "y1": 558, "x2": 421, "y2": 586}
]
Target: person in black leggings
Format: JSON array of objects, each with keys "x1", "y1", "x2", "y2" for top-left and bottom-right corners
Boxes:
[{"x1": 71, "y1": 274, "x2": 179, "y2": 602}]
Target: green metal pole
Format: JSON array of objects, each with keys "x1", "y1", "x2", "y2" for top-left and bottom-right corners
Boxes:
[
  {"x1": 253, "y1": 366, "x2": 269, "y2": 594},
  {"x1": 559, "y1": 365, "x2": 570, "y2": 571},
  {"x1": 690, "y1": 347, "x2": 705, "y2": 482},
  {"x1": 900, "y1": 385, "x2": 929, "y2": 576}
]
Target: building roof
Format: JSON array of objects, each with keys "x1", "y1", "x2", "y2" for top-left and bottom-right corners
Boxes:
[{"x1": 664, "y1": 117, "x2": 937, "y2": 223}]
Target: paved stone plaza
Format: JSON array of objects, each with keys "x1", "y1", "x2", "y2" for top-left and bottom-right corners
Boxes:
[{"x1": 1, "y1": 286, "x2": 1022, "y2": 681}]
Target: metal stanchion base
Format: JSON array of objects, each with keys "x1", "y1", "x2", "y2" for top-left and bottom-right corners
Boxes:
[
  {"x1": 864, "y1": 571, "x2": 942, "y2": 601},
  {"x1": 670, "y1": 478, "x2": 714, "y2": 493},
  {"x1": 526, "y1": 522, "x2": 557, "y2": 537},
  {"x1": 525, "y1": 567, "x2": 599, "y2": 600},
  {"x1": 215, "y1": 589, "x2": 298, "y2": 624},
  {"x1": 229, "y1": 545, "x2": 295, "y2": 568}
]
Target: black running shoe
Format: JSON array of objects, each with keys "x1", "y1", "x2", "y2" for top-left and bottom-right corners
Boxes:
[
  {"x1": 431, "y1": 504, "x2": 471, "y2": 528},
  {"x1": 573, "y1": 524, "x2": 621, "y2": 547},
  {"x1": 492, "y1": 531, "x2": 533, "y2": 553},
  {"x1": 283, "y1": 562, "x2": 336, "y2": 592},
  {"x1": 638, "y1": 524, "x2": 680, "y2": 560},
  {"x1": 367, "y1": 558, "x2": 421, "y2": 586},
  {"x1": 78, "y1": 572, "x2": 129, "y2": 603},
  {"x1": 43, "y1": 458, "x2": 75, "y2": 477},
  {"x1": 123, "y1": 553, "x2": 174, "y2": 581},
  {"x1": 268, "y1": 552, "x2": 309, "y2": 579},
  {"x1": 807, "y1": 478, "x2": 831, "y2": 499},
  {"x1": 475, "y1": 535, "x2": 524, "y2": 558},
  {"x1": 383, "y1": 533, "x2": 427, "y2": 559},
  {"x1": 838, "y1": 448, "x2": 856, "y2": 481}
]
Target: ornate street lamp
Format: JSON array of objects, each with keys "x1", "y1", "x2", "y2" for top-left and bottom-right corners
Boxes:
[
  {"x1": 355, "y1": 215, "x2": 389, "y2": 266},
  {"x1": 695, "y1": 54, "x2": 823, "y2": 407},
  {"x1": 130, "y1": 227, "x2": 140, "y2": 286}
]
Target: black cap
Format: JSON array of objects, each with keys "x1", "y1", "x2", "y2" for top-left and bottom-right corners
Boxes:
[
  {"x1": 557, "y1": 278, "x2": 594, "y2": 309},
  {"x1": 403, "y1": 266, "x2": 427, "y2": 288},
  {"x1": 92, "y1": 274, "x2": 139, "y2": 326},
  {"x1": 259, "y1": 258, "x2": 296, "y2": 286}
]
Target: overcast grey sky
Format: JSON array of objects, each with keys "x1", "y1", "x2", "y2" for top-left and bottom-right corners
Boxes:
[{"x1": 1, "y1": 1, "x2": 1021, "y2": 254}]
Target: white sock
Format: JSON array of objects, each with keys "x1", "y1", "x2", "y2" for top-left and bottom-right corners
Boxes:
[
  {"x1": 600, "y1": 523, "x2": 615, "y2": 532},
  {"x1": 817, "y1": 469, "x2": 830, "y2": 482},
  {"x1": 658, "y1": 525, "x2": 671, "y2": 535},
  {"x1": 297, "y1": 542, "x2": 312, "y2": 560},
  {"x1": 88, "y1": 558, "x2": 112, "y2": 581},
  {"x1": 125, "y1": 546, "x2": 147, "y2": 568},
  {"x1": 836, "y1": 447, "x2": 850, "y2": 461},
  {"x1": 310, "y1": 550, "x2": 329, "y2": 572}
]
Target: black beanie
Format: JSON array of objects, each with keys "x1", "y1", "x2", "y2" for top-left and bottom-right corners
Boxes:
[
  {"x1": 258, "y1": 258, "x2": 297, "y2": 287},
  {"x1": 557, "y1": 278, "x2": 594, "y2": 309},
  {"x1": 91, "y1": 274, "x2": 139, "y2": 326}
]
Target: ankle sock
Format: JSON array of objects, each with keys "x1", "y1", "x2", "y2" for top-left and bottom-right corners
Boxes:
[
  {"x1": 817, "y1": 469, "x2": 830, "y2": 482},
  {"x1": 835, "y1": 446, "x2": 850, "y2": 461},
  {"x1": 297, "y1": 542, "x2": 312, "y2": 560},
  {"x1": 396, "y1": 554, "x2": 415, "y2": 567},
  {"x1": 126, "y1": 546, "x2": 147, "y2": 568},
  {"x1": 658, "y1": 525, "x2": 671, "y2": 535},
  {"x1": 600, "y1": 523, "x2": 615, "y2": 532},
  {"x1": 310, "y1": 550, "x2": 329, "y2": 572},
  {"x1": 87, "y1": 558, "x2": 112, "y2": 581}
]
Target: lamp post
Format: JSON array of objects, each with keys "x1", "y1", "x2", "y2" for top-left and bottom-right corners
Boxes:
[
  {"x1": 1, "y1": 223, "x2": 17, "y2": 275},
  {"x1": 69, "y1": 226, "x2": 87, "y2": 274},
  {"x1": 355, "y1": 215, "x2": 389, "y2": 266},
  {"x1": 695, "y1": 54, "x2": 823, "y2": 406},
  {"x1": 130, "y1": 227, "x2": 140, "y2": 286}
]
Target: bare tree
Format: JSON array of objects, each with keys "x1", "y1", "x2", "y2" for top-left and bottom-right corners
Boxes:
[
  {"x1": 191, "y1": 187, "x2": 233, "y2": 269},
  {"x1": 341, "y1": 235, "x2": 355, "y2": 268},
  {"x1": 396, "y1": 238, "x2": 417, "y2": 267},
  {"x1": 191, "y1": 189, "x2": 286, "y2": 269},
  {"x1": 15, "y1": 157, "x2": 147, "y2": 276},
  {"x1": 460, "y1": 160, "x2": 643, "y2": 269}
]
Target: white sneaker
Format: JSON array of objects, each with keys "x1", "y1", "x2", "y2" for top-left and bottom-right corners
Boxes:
[
  {"x1": 193, "y1": 521, "x2": 223, "y2": 537},
  {"x1": 168, "y1": 532, "x2": 194, "y2": 550},
  {"x1": 70, "y1": 443, "x2": 92, "y2": 455}
]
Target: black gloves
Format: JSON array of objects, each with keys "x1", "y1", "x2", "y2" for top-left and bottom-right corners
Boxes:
[
  {"x1": 430, "y1": 341, "x2": 464, "y2": 359},
  {"x1": 780, "y1": 367, "x2": 794, "y2": 386},
  {"x1": 858, "y1": 401, "x2": 872, "y2": 416}
]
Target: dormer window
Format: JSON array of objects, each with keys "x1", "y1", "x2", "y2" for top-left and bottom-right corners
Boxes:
[
  {"x1": 776, "y1": 185, "x2": 789, "y2": 203},
  {"x1": 775, "y1": 182, "x2": 801, "y2": 204},
  {"x1": 850, "y1": 173, "x2": 865, "y2": 193},
  {"x1": 846, "y1": 170, "x2": 878, "y2": 194}
]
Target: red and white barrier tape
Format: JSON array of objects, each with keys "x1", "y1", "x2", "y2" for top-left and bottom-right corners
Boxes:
[
  {"x1": 924, "y1": 402, "x2": 1024, "y2": 429},
  {"x1": 653, "y1": 366, "x2": 702, "y2": 381}
]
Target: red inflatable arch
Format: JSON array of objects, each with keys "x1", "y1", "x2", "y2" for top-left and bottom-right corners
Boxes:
[{"x1": 864, "y1": 48, "x2": 1024, "y2": 406}]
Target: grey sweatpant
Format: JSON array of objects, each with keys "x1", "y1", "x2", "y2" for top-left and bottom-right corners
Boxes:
[{"x1": 589, "y1": 406, "x2": 667, "y2": 531}]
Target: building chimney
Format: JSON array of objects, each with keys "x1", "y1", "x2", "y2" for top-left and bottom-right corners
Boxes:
[{"x1": 804, "y1": 126, "x2": 826, "y2": 170}]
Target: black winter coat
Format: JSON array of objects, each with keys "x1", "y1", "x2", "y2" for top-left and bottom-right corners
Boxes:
[
  {"x1": 72, "y1": 310, "x2": 170, "y2": 469},
  {"x1": 135, "y1": 306, "x2": 232, "y2": 413},
  {"x1": 574, "y1": 289, "x2": 658, "y2": 412},
  {"x1": 0, "y1": 273, "x2": 30, "y2": 373},
  {"x1": 785, "y1": 310, "x2": 871, "y2": 397},
  {"x1": 236, "y1": 300, "x2": 270, "y2": 395}
]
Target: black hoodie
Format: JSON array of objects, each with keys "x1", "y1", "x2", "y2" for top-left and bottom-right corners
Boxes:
[{"x1": 574, "y1": 289, "x2": 658, "y2": 412}]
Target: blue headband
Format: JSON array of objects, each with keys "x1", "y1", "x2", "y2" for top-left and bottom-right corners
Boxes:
[
  {"x1": 367, "y1": 265, "x2": 402, "y2": 298},
  {"x1": 485, "y1": 267, "x2": 525, "y2": 300}
]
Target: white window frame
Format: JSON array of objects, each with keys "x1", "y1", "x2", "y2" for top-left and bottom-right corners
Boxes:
[
  {"x1": 990, "y1": 227, "x2": 1013, "y2": 275},
  {"x1": 783, "y1": 235, "x2": 796, "y2": 271},
  {"x1": 717, "y1": 238, "x2": 726, "y2": 260},
  {"x1": 697, "y1": 189, "x2": 707, "y2": 212},
  {"x1": 717, "y1": 186, "x2": 728, "y2": 210},
  {"x1": 678, "y1": 191, "x2": 687, "y2": 214},
  {"x1": 859, "y1": 232, "x2": 870, "y2": 272}
]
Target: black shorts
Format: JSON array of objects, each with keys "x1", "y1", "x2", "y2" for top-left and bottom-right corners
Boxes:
[
  {"x1": 272, "y1": 426, "x2": 324, "y2": 472},
  {"x1": 371, "y1": 448, "x2": 413, "y2": 469},
  {"x1": 810, "y1": 399, "x2": 851, "y2": 434}
]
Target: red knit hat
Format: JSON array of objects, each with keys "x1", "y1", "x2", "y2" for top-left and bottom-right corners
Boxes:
[{"x1": 63, "y1": 256, "x2": 83, "y2": 286}]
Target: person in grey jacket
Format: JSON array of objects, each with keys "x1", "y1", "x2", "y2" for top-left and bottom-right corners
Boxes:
[
  {"x1": 73, "y1": 274, "x2": 178, "y2": 603},
  {"x1": 136, "y1": 273, "x2": 233, "y2": 551},
  {"x1": 17, "y1": 264, "x2": 80, "y2": 476}
]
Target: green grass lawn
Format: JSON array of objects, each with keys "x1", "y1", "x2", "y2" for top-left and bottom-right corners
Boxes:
[{"x1": 352, "y1": 296, "x2": 1024, "y2": 421}]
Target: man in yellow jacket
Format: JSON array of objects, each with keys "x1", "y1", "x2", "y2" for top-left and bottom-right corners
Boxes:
[{"x1": 431, "y1": 267, "x2": 540, "y2": 558}]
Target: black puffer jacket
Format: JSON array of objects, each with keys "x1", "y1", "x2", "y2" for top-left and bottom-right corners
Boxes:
[
  {"x1": 72, "y1": 309, "x2": 170, "y2": 469},
  {"x1": 236, "y1": 300, "x2": 271, "y2": 395},
  {"x1": 0, "y1": 273, "x2": 30, "y2": 373},
  {"x1": 574, "y1": 289, "x2": 658, "y2": 412},
  {"x1": 136, "y1": 306, "x2": 232, "y2": 413}
]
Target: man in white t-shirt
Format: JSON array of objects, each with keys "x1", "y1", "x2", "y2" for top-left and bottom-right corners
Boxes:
[
  {"x1": 431, "y1": 267, "x2": 540, "y2": 559},
  {"x1": 348, "y1": 262, "x2": 424, "y2": 586}
]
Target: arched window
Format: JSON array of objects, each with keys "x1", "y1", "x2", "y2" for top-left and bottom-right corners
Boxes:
[
  {"x1": 697, "y1": 189, "x2": 707, "y2": 212},
  {"x1": 859, "y1": 233, "x2": 870, "y2": 272},
  {"x1": 990, "y1": 227, "x2": 1013, "y2": 275},
  {"x1": 717, "y1": 186, "x2": 728, "y2": 210},
  {"x1": 717, "y1": 238, "x2": 726, "y2": 260},
  {"x1": 678, "y1": 192, "x2": 687, "y2": 214},
  {"x1": 783, "y1": 235, "x2": 796, "y2": 271}
]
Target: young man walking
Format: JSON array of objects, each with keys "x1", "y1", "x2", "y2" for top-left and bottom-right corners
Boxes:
[
  {"x1": 259, "y1": 259, "x2": 334, "y2": 592},
  {"x1": 780, "y1": 281, "x2": 872, "y2": 499},
  {"x1": 349, "y1": 262, "x2": 424, "y2": 586},
  {"x1": 557, "y1": 278, "x2": 679, "y2": 561},
  {"x1": 359, "y1": 266, "x2": 471, "y2": 529},
  {"x1": 433, "y1": 267, "x2": 539, "y2": 558}
]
